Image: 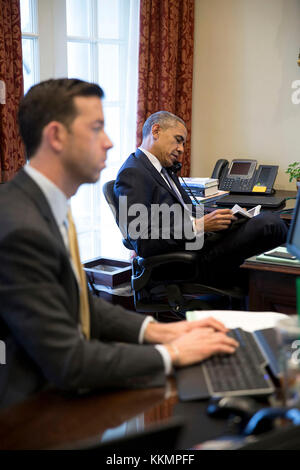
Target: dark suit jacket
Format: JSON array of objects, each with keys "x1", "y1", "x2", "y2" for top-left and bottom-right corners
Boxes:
[
  {"x1": 114, "y1": 149, "x2": 198, "y2": 258},
  {"x1": 0, "y1": 169, "x2": 165, "y2": 409}
]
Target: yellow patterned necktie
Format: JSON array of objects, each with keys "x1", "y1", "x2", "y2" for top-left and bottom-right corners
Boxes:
[{"x1": 67, "y1": 209, "x2": 90, "y2": 340}]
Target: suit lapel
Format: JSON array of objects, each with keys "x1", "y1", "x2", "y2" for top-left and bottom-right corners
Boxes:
[
  {"x1": 135, "y1": 149, "x2": 193, "y2": 207},
  {"x1": 135, "y1": 149, "x2": 170, "y2": 191},
  {"x1": 135, "y1": 149, "x2": 185, "y2": 204},
  {"x1": 11, "y1": 169, "x2": 67, "y2": 251}
]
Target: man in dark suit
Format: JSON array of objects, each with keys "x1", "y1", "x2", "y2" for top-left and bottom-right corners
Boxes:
[
  {"x1": 0, "y1": 79, "x2": 238, "y2": 409},
  {"x1": 114, "y1": 111, "x2": 287, "y2": 286}
]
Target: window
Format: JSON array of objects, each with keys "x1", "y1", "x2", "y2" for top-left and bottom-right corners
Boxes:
[
  {"x1": 67, "y1": 0, "x2": 139, "y2": 262},
  {"x1": 20, "y1": 0, "x2": 140, "y2": 262},
  {"x1": 20, "y1": 0, "x2": 39, "y2": 94}
]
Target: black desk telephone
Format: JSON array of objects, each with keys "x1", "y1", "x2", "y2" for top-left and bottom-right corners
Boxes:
[{"x1": 211, "y1": 159, "x2": 278, "y2": 194}]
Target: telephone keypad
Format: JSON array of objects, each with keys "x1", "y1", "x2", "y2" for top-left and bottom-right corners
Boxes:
[{"x1": 222, "y1": 178, "x2": 253, "y2": 192}]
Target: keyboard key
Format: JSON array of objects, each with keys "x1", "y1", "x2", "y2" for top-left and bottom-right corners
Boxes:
[{"x1": 203, "y1": 328, "x2": 275, "y2": 397}]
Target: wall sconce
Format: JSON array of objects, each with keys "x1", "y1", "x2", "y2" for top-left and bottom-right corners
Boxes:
[{"x1": 298, "y1": 49, "x2": 300, "y2": 67}]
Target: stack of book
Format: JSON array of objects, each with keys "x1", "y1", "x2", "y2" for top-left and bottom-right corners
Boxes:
[
  {"x1": 180, "y1": 177, "x2": 219, "y2": 198},
  {"x1": 196, "y1": 190, "x2": 230, "y2": 204}
]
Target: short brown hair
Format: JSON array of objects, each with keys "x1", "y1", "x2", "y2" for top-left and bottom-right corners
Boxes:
[{"x1": 18, "y1": 78, "x2": 104, "y2": 158}]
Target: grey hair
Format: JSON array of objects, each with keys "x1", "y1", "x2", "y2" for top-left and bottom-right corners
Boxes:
[{"x1": 142, "y1": 111, "x2": 186, "y2": 139}]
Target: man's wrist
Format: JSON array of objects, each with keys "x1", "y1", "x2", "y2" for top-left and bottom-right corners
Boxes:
[
  {"x1": 154, "y1": 345, "x2": 173, "y2": 375},
  {"x1": 139, "y1": 316, "x2": 157, "y2": 344},
  {"x1": 165, "y1": 343, "x2": 181, "y2": 367},
  {"x1": 144, "y1": 322, "x2": 175, "y2": 344},
  {"x1": 195, "y1": 216, "x2": 207, "y2": 234},
  {"x1": 144, "y1": 322, "x2": 165, "y2": 343}
]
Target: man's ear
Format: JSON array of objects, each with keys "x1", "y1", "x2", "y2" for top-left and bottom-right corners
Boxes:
[
  {"x1": 151, "y1": 123, "x2": 161, "y2": 140},
  {"x1": 43, "y1": 121, "x2": 68, "y2": 152}
]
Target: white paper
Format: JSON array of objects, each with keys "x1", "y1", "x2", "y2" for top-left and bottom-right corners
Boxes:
[
  {"x1": 231, "y1": 204, "x2": 261, "y2": 219},
  {"x1": 183, "y1": 177, "x2": 218, "y2": 187},
  {"x1": 186, "y1": 310, "x2": 288, "y2": 332},
  {"x1": 256, "y1": 245, "x2": 300, "y2": 266},
  {"x1": 264, "y1": 246, "x2": 290, "y2": 255}
]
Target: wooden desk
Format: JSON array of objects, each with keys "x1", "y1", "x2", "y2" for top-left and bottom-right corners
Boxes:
[
  {"x1": 242, "y1": 259, "x2": 300, "y2": 314},
  {"x1": 0, "y1": 380, "x2": 235, "y2": 450},
  {"x1": 0, "y1": 385, "x2": 173, "y2": 450},
  {"x1": 234, "y1": 190, "x2": 298, "y2": 314}
]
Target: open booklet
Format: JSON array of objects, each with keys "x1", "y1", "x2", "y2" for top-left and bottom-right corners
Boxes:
[{"x1": 231, "y1": 203, "x2": 261, "y2": 219}]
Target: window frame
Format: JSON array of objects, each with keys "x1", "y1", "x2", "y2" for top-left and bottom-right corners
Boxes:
[
  {"x1": 20, "y1": 0, "x2": 139, "y2": 262},
  {"x1": 21, "y1": 0, "x2": 40, "y2": 93}
]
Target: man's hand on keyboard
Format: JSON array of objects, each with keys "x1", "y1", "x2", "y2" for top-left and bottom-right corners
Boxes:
[
  {"x1": 144, "y1": 316, "x2": 228, "y2": 344},
  {"x1": 165, "y1": 328, "x2": 239, "y2": 368}
]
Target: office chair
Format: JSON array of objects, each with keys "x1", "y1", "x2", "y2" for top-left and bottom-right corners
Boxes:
[{"x1": 103, "y1": 180, "x2": 245, "y2": 318}]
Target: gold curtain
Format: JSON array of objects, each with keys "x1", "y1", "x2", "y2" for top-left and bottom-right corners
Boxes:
[{"x1": 136, "y1": 0, "x2": 195, "y2": 176}]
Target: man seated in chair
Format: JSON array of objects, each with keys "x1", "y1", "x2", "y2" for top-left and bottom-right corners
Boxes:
[
  {"x1": 114, "y1": 111, "x2": 287, "y2": 287},
  {"x1": 0, "y1": 79, "x2": 240, "y2": 409}
]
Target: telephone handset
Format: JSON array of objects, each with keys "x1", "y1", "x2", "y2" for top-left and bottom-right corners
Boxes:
[
  {"x1": 169, "y1": 161, "x2": 182, "y2": 174},
  {"x1": 211, "y1": 159, "x2": 229, "y2": 180},
  {"x1": 211, "y1": 158, "x2": 278, "y2": 194}
]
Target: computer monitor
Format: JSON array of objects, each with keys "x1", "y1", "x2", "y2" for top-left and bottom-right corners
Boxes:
[{"x1": 286, "y1": 192, "x2": 300, "y2": 260}]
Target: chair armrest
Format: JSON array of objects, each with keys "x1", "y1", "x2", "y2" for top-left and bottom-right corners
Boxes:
[
  {"x1": 132, "y1": 252, "x2": 199, "y2": 291},
  {"x1": 136, "y1": 252, "x2": 198, "y2": 270},
  {"x1": 132, "y1": 252, "x2": 246, "y2": 300}
]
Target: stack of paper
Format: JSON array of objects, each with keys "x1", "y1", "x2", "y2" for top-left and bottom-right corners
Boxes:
[
  {"x1": 256, "y1": 246, "x2": 300, "y2": 266},
  {"x1": 186, "y1": 310, "x2": 288, "y2": 332},
  {"x1": 195, "y1": 190, "x2": 229, "y2": 203},
  {"x1": 182, "y1": 177, "x2": 218, "y2": 187}
]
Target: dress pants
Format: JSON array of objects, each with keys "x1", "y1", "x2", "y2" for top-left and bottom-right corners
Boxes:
[{"x1": 195, "y1": 212, "x2": 288, "y2": 287}]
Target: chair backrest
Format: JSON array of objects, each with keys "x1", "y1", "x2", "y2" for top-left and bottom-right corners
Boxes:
[
  {"x1": 102, "y1": 180, "x2": 133, "y2": 251},
  {"x1": 103, "y1": 180, "x2": 117, "y2": 212}
]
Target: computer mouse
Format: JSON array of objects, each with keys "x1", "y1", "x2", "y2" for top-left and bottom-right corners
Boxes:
[
  {"x1": 243, "y1": 407, "x2": 300, "y2": 436},
  {"x1": 207, "y1": 396, "x2": 261, "y2": 419}
]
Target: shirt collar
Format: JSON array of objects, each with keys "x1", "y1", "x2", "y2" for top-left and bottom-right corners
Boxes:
[
  {"x1": 139, "y1": 147, "x2": 163, "y2": 174},
  {"x1": 24, "y1": 164, "x2": 69, "y2": 228}
]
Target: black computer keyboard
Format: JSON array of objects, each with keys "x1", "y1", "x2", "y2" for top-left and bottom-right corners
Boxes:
[{"x1": 202, "y1": 328, "x2": 275, "y2": 397}]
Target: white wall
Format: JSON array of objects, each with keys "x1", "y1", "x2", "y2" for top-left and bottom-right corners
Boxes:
[{"x1": 191, "y1": 0, "x2": 300, "y2": 189}]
